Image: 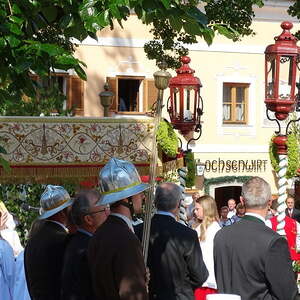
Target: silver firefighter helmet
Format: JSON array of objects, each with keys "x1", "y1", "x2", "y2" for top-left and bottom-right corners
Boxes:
[
  {"x1": 98, "y1": 158, "x2": 149, "y2": 205},
  {"x1": 39, "y1": 185, "x2": 73, "y2": 219}
]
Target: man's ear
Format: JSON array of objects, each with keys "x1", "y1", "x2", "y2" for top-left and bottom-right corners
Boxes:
[
  {"x1": 83, "y1": 214, "x2": 93, "y2": 226},
  {"x1": 240, "y1": 196, "x2": 245, "y2": 206}
]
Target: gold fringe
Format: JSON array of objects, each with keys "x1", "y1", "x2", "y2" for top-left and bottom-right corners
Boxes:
[{"x1": 0, "y1": 165, "x2": 150, "y2": 184}]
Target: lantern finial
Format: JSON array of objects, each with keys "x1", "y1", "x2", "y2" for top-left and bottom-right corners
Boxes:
[
  {"x1": 274, "y1": 21, "x2": 297, "y2": 43},
  {"x1": 281, "y1": 21, "x2": 293, "y2": 31},
  {"x1": 181, "y1": 56, "x2": 191, "y2": 64}
]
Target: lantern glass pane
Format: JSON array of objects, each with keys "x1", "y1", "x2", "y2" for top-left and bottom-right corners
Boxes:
[
  {"x1": 266, "y1": 55, "x2": 276, "y2": 98},
  {"x1": 183, "y1": 87, "x2": 195, "y2": 121},
  {"x1": 236, "y1": 87, "x2": 245, "y2": 121},
  {"x1": 174, "y1": 88, "x2": 180, "y2": 120},
  {"x1": 278, "y1": 55, "x2": 293, "y2": 99},
  {"x1": 223, "y1": 85, "x2": 232, "y2": 121}
]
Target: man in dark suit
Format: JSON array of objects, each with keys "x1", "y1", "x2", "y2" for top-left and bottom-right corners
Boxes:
[
  {"x1": 61, "y1": 189, "x2": 110, "y2": 300},
  {"x1": 214, "y1": 176, "x2": 298, "y2": 300},
  {"x1": 135, "y1": 182, "x2": 208, "y2": 300},
  {"x1": 285, "y1": 195, "x2": 300, "y2": 223},
  {"x1": 88, "y1": 158, "x2": 149, "y2": 300},
  {"x1": 24, "y1": 185, "x2": 73, "y2": 300}
]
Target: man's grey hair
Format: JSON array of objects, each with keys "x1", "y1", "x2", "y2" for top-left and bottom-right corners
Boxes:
[
  {"x1": 155, "y1": 182, "x2": 182, "y2": 211},
  {"x1": 71, "y1": 190, "x2": 100, "y2": 226},
  {"x1": 241, "y1": 177, "x2": 271, "y2": 209}
]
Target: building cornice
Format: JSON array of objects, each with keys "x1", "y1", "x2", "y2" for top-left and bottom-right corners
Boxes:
[{"x1": 253, "y1": 1, "x2": 297, "y2": 22}]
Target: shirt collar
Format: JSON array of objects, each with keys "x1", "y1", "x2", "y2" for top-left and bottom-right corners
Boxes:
[
  {"x1": 77, "y1": 228, "x2": 93, "y2": 237},
  {"x1": 47, "y1": 220, "x2": 69, "y2": 232},
  {"x1": 245, "y1": 212, "x2": 266, "y2": 224},
  {"x1": 156, "y1": 210, "x2": 176, "y2": 220},
  {"x1": 110, "y1": 213, "x2": 134, "y2": 232}
]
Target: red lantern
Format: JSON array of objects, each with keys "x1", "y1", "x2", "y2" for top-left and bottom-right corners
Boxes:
[
  {"x1": 265, "y1": 21, "x2": 300, "y2": 120},
  {"x1": 168, "y1": 56, "x2": 203, "y2": 135}
]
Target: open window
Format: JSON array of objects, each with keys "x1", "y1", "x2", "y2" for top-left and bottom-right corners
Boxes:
[{"x1": 107, "y1": 76, "x2": 158, "y2": 114}]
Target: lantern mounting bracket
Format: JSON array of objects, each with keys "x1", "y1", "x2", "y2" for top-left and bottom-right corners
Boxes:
[
  {"x1": 266, "y1": 108, "x2": 281, "y2": 134},
  {"x1": 186, "y1": 124, "x2": 202, "y2": 151}
]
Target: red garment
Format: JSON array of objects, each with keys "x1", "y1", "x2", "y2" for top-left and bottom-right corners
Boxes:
[
  {"x1": 194, "y1": 287, "x2": 217, "y2": 300},
  {"x1": 270, "y1": 216, "x2": 300, "y2": 260}
]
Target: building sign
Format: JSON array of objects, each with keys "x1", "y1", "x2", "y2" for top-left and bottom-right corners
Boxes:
[{"x1": 204, "y1": 158, "x2": 268, "y2": 173}]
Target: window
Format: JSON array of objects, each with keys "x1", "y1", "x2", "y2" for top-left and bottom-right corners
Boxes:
[
  {"x1": 106, "y1": 76, "x2": 158, "y2": 114},
  {"x1": 30, "y1": 73, "x2": 84, "y2": 116},
  {"x1": 223, "y1": 83, "x2": 249, "y2": 124}
]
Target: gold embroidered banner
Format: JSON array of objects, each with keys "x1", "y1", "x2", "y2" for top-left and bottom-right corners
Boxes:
[{"x1": 0, "y1": 117, "x2": 155, "y2": 184}]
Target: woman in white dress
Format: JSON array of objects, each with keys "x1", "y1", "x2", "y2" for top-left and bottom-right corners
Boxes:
[{"x1": 193, "y1": 195, "x2": 221, "y2": 300}]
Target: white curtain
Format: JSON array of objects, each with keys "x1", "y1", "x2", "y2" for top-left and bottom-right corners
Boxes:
[
  {"x1": 236, "y1": 104, "x2": 244, "y2": 121},
  {"x1": 223, "y1": 104, "x2": 231, "y2": 121}
]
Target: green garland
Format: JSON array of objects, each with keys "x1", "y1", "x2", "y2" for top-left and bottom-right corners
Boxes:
[
  {"x1": 157, "y1": 120, "x2": 179, "y2": 158},
  {"x1": 204, "y1": 176, "x2": 252, "y2": 194},
  {"x1": 184, "y1": 150, "x2": 196, "y2": 188},
  {"x1": 269, "y1": 133, "x2": 300, "y2": 179}
]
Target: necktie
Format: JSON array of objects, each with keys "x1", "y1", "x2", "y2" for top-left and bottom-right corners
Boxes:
[{"x1": 289, "y1": 209, "x2": 292, "y2": 217}]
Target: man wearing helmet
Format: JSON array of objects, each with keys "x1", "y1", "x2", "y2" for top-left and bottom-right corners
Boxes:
[
  {"x1": 24, "y1": 185, "x2": 73, "y2": 300},
  {"x1": 88, "y1": 158, "x2": 149, "y2": 300}
]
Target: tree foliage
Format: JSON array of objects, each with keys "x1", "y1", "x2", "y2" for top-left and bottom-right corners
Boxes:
[
  {"x1": 0, "y1": 0, "x2": 268, "y2": 106},
  {"x1": 288, "y1": 1, "x2": 300, "y2": 40},
  {"x1": 144, "y1": 0, "x2": 264, "y2": 68}
]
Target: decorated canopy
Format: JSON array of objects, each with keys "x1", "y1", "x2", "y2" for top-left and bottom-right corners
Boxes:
[{"x1": 0, "y1": 116, "x2": 155, "y2": 184}]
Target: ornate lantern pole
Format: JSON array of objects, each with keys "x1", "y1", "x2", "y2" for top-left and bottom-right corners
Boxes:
[
  {"x1": 167, "y1": 56, "x2": 204, "y2": 225},
  {"x1": 141, "y1": 62, "x2": 171, "y2": 262},
  {"x1": 264, "y1": 21, "x2": 300, "y2": 235}
]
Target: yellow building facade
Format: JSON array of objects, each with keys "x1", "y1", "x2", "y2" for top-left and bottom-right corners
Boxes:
[{"x1": 71, "y1": 1, "x2": 299, "y2": 206}]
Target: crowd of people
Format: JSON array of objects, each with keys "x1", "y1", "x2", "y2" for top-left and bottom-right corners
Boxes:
[{"x1": 0, "y1": 157, "x2": 299, "y2": 300}]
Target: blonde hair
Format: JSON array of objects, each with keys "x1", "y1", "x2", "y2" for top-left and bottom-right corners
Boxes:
[{"x1": 196, "y1": 195, "x2": 219, "y2": 242}]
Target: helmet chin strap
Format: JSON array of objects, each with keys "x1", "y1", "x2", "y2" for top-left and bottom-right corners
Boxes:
[{"x1": 120, "y1": 196, "x2": 137, "y2": 221}]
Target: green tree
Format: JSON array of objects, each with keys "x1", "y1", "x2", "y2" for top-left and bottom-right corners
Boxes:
[
  {"x1": 0, "y1": 0, "x2": 267, "y2": 109},
  {"x1": 288, "y1": 1, "x2": 300, "y2": 39}
]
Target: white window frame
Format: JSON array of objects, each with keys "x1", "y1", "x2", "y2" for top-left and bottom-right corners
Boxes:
[{"x1": 216, "y1": 74, "x2": 256, "y2": 136}]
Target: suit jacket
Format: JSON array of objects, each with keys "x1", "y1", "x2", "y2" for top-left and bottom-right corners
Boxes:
[
  {"x1": 24, "y1": 221, "x2": 69, "y2": 300},
  {"x1": 135, "y1": 214, "x2": 208, "y2": 300},
  {"x1": 88, "y1": 215, "x2": 148, "y2": 300},
  {"x1": 214, "y1": 215, "x2": 298, "y2": 300},
  {"x1": 61, "y1": 230, "x2": 94, "y2": 300},
  {"x1": 285, "y1": 208, "x2": 300, "y2": 223}
]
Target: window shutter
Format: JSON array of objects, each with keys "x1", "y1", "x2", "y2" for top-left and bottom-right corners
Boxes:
[
  {"x1": 144, "y1": 79, "x2": 158, "y2": 112},
  {"x1": 106, "y1": 77, "x2": 117, "y2": 111},
  {"x1": 68, "y1": 76, "x2": 84, "y2": 116}
]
